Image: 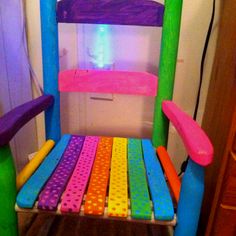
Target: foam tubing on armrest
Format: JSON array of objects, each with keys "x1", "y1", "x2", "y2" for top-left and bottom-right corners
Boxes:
[{"x1": 16, "y1": 140, "x2": 55, "y2": 190}]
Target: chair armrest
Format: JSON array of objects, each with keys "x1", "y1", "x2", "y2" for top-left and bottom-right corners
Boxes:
[
  {"x1": 0, "y1": 95, "x2": 54, "y2": 147},
  {"x1": 162, "y1": 101, "x2": 213, "y2": 166}
]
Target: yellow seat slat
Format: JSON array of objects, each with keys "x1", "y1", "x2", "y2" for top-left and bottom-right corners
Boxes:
[{"x1": 108, "y1": 137, "x2": 128, "y2": 217}]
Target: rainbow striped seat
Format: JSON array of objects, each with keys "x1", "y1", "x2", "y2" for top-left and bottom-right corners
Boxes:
[
  {"x1": 0, "y1": 1, "x2": 215, "y2": 235},
  {"x1": 16, "y1": 134, "x2": 175, "y2": 224}
]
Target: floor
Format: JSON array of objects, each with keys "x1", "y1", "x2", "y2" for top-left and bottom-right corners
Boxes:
[{"x1": 18, "y1": 213, "x2": 172, "y2": 236}]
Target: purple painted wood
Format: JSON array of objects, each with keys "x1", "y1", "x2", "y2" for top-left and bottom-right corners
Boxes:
[
  {"x1": 1, "y1": 0, "x2": 38, "y2": 170},
  {"x1": 57, "y1": 0, "x2": 164, "y2": 27},
  {"x1": 0, "y1": 95, "x2": 54, "y2": 147},
  {"x1": 38, "y1": 135, "x2": 85, "y2": 211}
]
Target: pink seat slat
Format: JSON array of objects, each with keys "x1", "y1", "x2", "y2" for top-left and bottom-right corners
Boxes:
[
  {"x1": 60, "y1": 136, "x2": 99, "y2": 213},
  {"x1": 37, "y1": 136, "x2": 85, "y2": 210}
]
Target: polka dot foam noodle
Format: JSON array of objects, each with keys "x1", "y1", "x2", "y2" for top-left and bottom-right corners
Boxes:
[
  {"x1": 38, "y1": 135, "x2": 85, "y2": 211},
  {"x1": 60, "y1": 136, "x2": 99, "y2": 213},
  {"x1": 108, "y1": 137, "x2": 128, "y2": 218},
  {"x1": 84, "y1": 137, "x2": 113, "y2": 215}
]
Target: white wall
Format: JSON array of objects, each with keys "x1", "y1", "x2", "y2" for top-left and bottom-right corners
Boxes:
[
  {"x1": 25, "y1": 0, "x2": 220, "y2": 171},
  {"x1": 0, "y1": 0, "x2": 37, "y2": 171}
]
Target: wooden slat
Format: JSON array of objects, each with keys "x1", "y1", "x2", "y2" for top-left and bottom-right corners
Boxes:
[
  {"x1": 156, "y1": 146, "x2": 181, "y2": 202},
  {"x1": 15, "y1": 197, "x2": 177, "y2": 226},
  {"x1": 108, "y1": 138, "x2": 128, "y2": 217},
  {"x1": 16, "y1": 135, "x2": 71, "y2": 208},
  {"x1": 59, "y1": 69, "x2": 158, "y2": 96},
  {"x1": 0, "y1": 0, "x2": 37, "y2": 171},
  {"x1": 56, "y1": 0, "x2": 164, "y2": 27},
  {"x1": 60, "y1": 136, "x2": 99, "y2": 213},
  {"x1": 162, "y1": 101, "x2": 213, "y2": 166},
  {"x1": 142, "y1": 139, "x2": 174, "y2": 220},
  {"x1": 84, "y1": 137, "x2": 113, "y2": 215},
  {"x1": 38, "y1": 136, "x2": 85, "y2": 210},
  {"x1": 0, "y1": 95, "x2": 54, "y2": 147},
  {"x1": 127, "y1": 138, "x2": 152, "y2": 219}
]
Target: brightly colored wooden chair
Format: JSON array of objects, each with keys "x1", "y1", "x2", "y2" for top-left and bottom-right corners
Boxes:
[{"x1": 0, "y1": 1, "x2": 213, "y2": 236}]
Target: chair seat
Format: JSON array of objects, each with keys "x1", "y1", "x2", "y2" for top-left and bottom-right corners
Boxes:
[
  {"x1": 15, "y1": 199, "x2": 176, "y2": 226},
  {"x1": 16, "y1": 134, "x2": 176, "y2": 225}
]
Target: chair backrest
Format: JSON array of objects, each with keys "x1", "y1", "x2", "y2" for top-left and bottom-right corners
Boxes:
[{"x1": 40, "y1": 0, "x2": 183, "y2": 147}]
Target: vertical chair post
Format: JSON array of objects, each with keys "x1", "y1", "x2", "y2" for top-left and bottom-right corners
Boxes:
[
  {"x1": 152, "y1": 0, "x2": 183, "y2": 147},
  {"x1": 0, "y1": 145, "x2": 18, "y2": 236},
  {"x1": 174, "y1": 159, "x2": 204, "y2": 236},
  {"x1": 40, "y1": 0, "x2": 61, "y2": 142}
]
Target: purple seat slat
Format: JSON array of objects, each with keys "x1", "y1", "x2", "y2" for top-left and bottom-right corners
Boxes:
[
  {"x1": 38, "y1": 135, "x2": 85, "y2": 211},
  {"x1": 57, "y1": 0, "x2": 164, "y2": 27},
  {"x1": 0, "y1": 95, "x2": 54, "y2": 147}
]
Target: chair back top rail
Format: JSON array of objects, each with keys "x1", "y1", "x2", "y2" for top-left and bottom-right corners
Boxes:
[{"x1": 56, "y1": 0, "x2": 164, "y2": 27}]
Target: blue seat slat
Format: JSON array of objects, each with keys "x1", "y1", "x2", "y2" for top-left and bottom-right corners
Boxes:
[
  {"x1": 142, "y1": 139, "x2": 174, "y2": 220},
  {"x1": 16, "y1": 134, "x2": 71, "y2": 208}
]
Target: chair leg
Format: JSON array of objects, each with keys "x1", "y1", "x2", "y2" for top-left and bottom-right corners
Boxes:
[
  {"x1": 174, "y1": 159, "x2": 204, "y2": 236},
  {"x1": 0, "y1": 145, "x2": 18, "y2": 236}
]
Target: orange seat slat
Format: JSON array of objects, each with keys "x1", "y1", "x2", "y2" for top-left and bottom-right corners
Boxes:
[
  {"x1": 84, "y1": 137, "x2": 113, "y2": 215},
  {"x1": 157, "y1": 146, "x2": 181, "y2": 202}
]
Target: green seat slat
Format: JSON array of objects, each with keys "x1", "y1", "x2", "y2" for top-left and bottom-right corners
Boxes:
[
  {"x1": 128, "y1": 138, "x2": 152, "y2": 220},
  {"x1": 142, "y1": 139, "x2": 174, "y2": 220}
]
